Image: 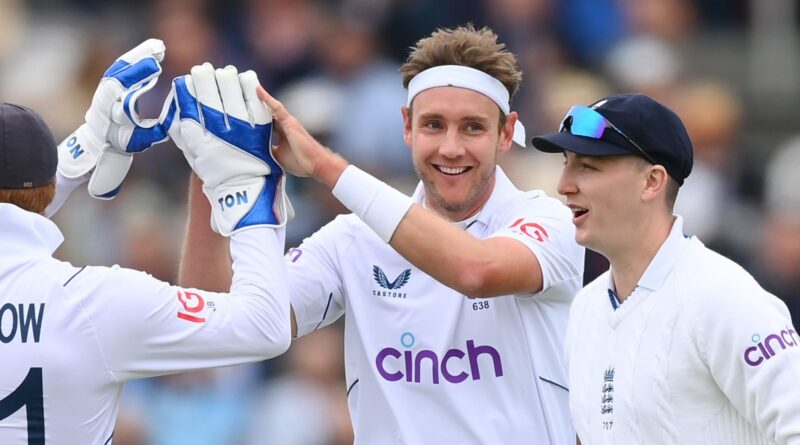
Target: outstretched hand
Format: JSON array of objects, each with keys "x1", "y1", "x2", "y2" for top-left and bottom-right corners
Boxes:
[
  {"x1": 257, "y1": 86, "x2": 348, "y2": 188},
  {"x1": 166, "y1": 63, "x2": 292, "y2": 235},
  {"x1": 56, "y1": 38, "x2": 170, "y2": 200}
]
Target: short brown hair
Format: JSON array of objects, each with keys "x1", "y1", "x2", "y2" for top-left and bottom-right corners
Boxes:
[
  {"x1": 400, "y1": 24, "x2": 522, "y2": 100},
  {"x1": 665, "y1": 177, "x2": 680, "y2": 211},
  {"x1": 0, "y1": 181, "x2": 55, "y2": 215}
]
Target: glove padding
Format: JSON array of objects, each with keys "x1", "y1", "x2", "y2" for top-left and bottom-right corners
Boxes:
[
  {"x1": 166, "y1": 62, "x2": 292, "y2": 235},
  {"x1": 57, "y1": 38, "x2": 170, "y2": 199}
]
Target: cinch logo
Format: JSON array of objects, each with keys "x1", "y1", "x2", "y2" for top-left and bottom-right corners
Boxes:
[
  {"x1": 372, "y1": 265, "x2": 410, "y2": 299},
  {"x1": 375, "y1": 332, "x2": 504, "y2": 384},
  {"x1": 743, "y1": 327, "x2": 799, "y2": 366}
]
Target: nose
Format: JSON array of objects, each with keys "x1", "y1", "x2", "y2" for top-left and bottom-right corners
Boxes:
[
  {"x1": 557, "y1": 165, "x2": 577, "y2": 197},
  {"x1": 438, "y1": 129, "x2": 466, "y2": 158}
]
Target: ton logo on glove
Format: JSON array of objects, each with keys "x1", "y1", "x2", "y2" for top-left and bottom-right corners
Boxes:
[
  {"x1": 218, "y1": 191, "x2": 250, "y2": 211},
  {"x1": 50, "y1": 39, "x2": 292, "y2": 237},
  {"x1": 65, "y1": 136, "x2": 85, "y2": 160},
  {"x1": 163, "y1": 62, "x2": 292, "y2": 236}
]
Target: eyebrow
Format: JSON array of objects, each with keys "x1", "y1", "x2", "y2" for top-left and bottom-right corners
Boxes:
[
  {"x1": 416, "y1": 112, "x2": 492, "y2": 124},
  {"x1": 567, "y1": 153, "x2": 601, "y2": 163}
]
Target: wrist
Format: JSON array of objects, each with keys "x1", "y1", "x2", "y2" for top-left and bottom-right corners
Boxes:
[
  {"x1": 332, "y1": 165, "x2": 413, "y2": 243},
  {"x1": 44, "y1": 171, "x2": 87, "y2": 218},
  {"x1": 56, "y1": 126, "x2": 99, "y2": 180},
  {"x1": 314, "y1": 149, "x2": 349, "y2": 189}
]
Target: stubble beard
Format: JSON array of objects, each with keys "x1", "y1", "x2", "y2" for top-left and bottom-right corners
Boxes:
[{"x1": 415, "y1": 162, "x2": 496, "y2": 216}]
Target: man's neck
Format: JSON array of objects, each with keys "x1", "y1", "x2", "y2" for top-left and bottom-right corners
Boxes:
[{"x1": 608, "y1": 215, "x2": 675, "y2": 303}]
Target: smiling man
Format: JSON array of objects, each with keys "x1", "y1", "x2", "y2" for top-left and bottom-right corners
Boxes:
[
  {"x1": 533, "y1": 94, "x2": 800, "y2": 444},
  {"x1": 181, "y1": 25, "x2": 584, "y2": 444}
]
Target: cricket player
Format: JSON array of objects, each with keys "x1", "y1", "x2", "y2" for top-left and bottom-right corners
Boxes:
[
  {"x1": 182, "y1": 25, "x2": 585, "y2": 444},
  {"x1": 532, "y1": 94, "x2": 800, "y2": 444},
  {"x1": 0, "y1": 41, "x2": 292, "y2": 444}
]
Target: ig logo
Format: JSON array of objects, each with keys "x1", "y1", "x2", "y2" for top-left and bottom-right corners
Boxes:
[
  {"x1": 508, "y1": 218, "x2": 548, "y2": 242},
  {"x1": 176, "y1": 290, "x2": 207, "y2": 323}
]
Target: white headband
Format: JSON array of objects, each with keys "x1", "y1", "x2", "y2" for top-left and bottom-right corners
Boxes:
[{"x1": 407, "y1": 65, "x2": 527, "y2": 147}]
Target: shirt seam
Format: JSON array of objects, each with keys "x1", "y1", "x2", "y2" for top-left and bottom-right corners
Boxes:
[{"x1": 63, "y1": 267, "x2": 122, "y2": 384}]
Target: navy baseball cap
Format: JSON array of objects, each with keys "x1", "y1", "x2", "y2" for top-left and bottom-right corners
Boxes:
[
  {"x1": 0, "y1": 103, "x2": 57, "y2": 189},
  {"x1": 532, "y1": 94, "x2": 693, "y2": 185}
]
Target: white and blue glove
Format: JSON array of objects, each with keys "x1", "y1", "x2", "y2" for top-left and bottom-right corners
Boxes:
[
  {"x1": 56, "y1": 38, "x2": 170, "y2": 199},
  {"x1": 165, "y1": 62, "x2": 292, "y2": 236}
]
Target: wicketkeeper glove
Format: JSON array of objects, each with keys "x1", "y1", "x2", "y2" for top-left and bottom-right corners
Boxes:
[
  {"x1": 56, "y1": 38, "x2": 170, "y2": 199},
  {"x1": 165, "y1": 62, "x2": 293, "y2": 236}
]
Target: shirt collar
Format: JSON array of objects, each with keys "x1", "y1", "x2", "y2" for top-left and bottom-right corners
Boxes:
[
  {"x1": 637, "y1": 215, "x2": 691, "y2": 291},
  {"x1": 411, "y1": 166, "x2": 524, "y2": 228},
  {"x1": 606, "y1": 215, "x2": 691, "y2": 309},
  {"x1": 0, "y1": 203, "x2": 64, "y2": 257}
]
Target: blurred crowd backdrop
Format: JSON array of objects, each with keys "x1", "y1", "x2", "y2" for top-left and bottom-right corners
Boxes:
[{"x1": 2, "y1": 0, "x2": 799, "y2": 444}]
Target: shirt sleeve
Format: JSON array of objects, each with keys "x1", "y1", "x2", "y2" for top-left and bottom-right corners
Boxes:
[
  {"x1": 287, "y1": 217, "x2": 347, "y2": 338},
  {"x1": 689, "y1": 266, "x2": 800, "y2": 444},
  {"x1": 68, "y1": 227, "x2": 291, "y2": 382},
  {"x1": 45, "y1": 171, "x2": 86, "y2": 218},
  {"x1": 488, "y1": 192, "x2": 585, "y2": 301}
]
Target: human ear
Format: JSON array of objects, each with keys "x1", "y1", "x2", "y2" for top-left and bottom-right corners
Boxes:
[
  {"x1": 401, "y1": 106, "x2": 412, "y2": 149},
  {"x1": 499, "y1": 111, "x2": 517, "y2": 153},
  {"x1": 642, "y1": 165, "x2": 669, "y2": 203}
]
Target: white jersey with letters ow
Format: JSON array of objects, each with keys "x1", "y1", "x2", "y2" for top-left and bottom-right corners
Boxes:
[
  {"x1": 0, "y1": 203, "x2": 290, "y2": 444},
  {"x1": 289, "y1": 168, "x2": 585, "y2": 444}
]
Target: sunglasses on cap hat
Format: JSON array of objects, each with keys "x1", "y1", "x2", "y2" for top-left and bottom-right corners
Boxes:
[{"x1": 559, "y1": 105, "x2": 657, "y2": 165}]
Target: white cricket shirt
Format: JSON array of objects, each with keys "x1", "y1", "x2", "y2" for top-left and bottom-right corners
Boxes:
[
  {"x1": 0, "y1": 203, "x2": 291, "y2": 444},
  {"x1": 565, "y1": 216, "x2": 800, "y2": 445},
  {"x1": 289, "y1": 167, "x2": 585, "y2": 444}
]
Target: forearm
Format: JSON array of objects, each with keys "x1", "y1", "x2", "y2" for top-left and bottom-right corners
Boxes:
[
  {"x1": 97, "y1": 230, "x2": 291, "y2": 379},
  {"x1": 390, "y1": 205, "x2": 508, "y2": 296},
  {"x1": 45, "y1": 171, "x2": 88, "y2": 218},
  {"x1": 178, "y1": 173, "x2": 233, "y2": 292},
  {"x1": 330, "y1": 166, "x2": 542, "y2": 297},
  {"x1": 229, "y1": 226, "x2": 291, "y2": 352},
  {"x1": 313, "y1": 147, "x2": 349, "y2": 189},
  {"x1": 394, "y1": 205, "x2": 543, "y2": 297}
]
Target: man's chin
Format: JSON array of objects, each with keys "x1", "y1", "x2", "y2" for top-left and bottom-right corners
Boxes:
[
  {"x1": 440, "y1": 201, "x2": 470, "y2": 214},
  {"x1": 575, "y1": 232, "x2": 603, "y2": 253},
  {"x1": 431, "y1": 194, "x2": 477, "y2": 216}
]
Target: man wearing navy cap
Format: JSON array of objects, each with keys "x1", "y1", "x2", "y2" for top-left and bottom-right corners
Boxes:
[
  {"x1": 0, "y1": 104, "x2": 58, "y2": 193},
  {"x1": 532, "y1": 94, "x2": 800, "y2": 444}
]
